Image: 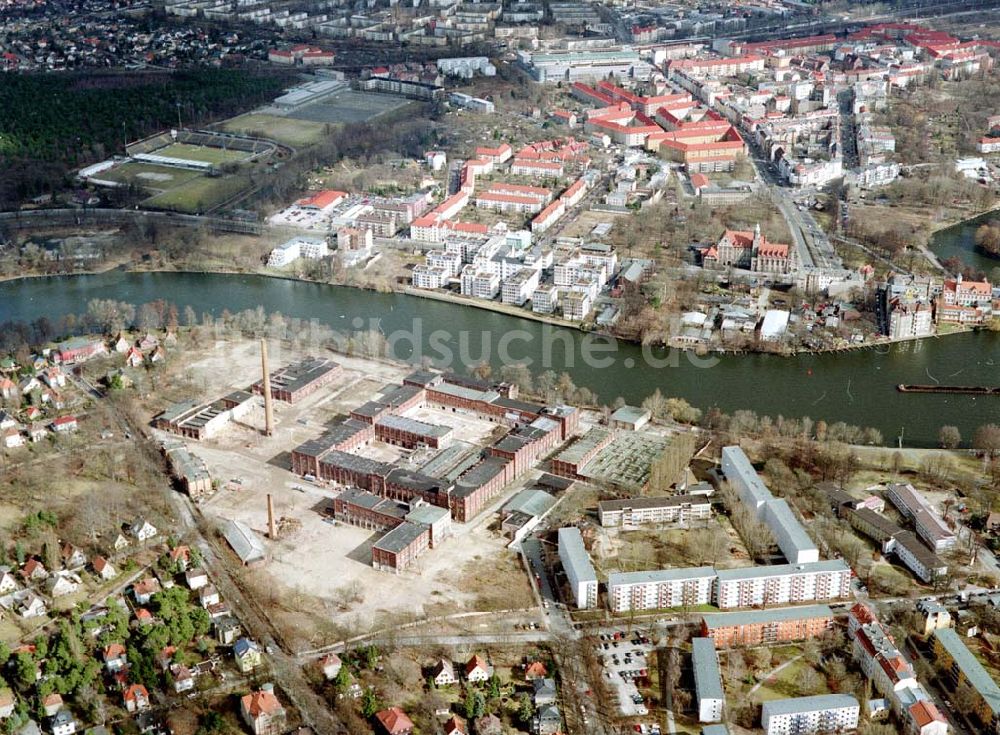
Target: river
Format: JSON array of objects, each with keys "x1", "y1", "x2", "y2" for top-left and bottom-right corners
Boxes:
[
  {"x1": 1, "y1": 270, "x2": 997, "y2": 447},
  {"x1": 931, "y1": 208, "x2": 1000, "y2": 275}
]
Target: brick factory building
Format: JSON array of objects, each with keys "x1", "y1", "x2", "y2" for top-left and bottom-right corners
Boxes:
[
  {"x1": 371, "y1": 522, "x2": 431, "y2": 573},
  {"x1": 251, "y1": 357, "x2": 341, "y2": 403}
]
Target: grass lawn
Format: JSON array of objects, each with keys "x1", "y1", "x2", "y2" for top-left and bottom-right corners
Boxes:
[
  {"x1": 156, "y1": 142, "x2": 251, "y2": 164},
  {"x1": 751, "y1": 659, "x2": 830, "y2": 703},
  {"x1": 142, "y1": 171, "x2": 253, "y2": 213},
  {"x1": 219, "y1": 113, "x2": 329, "y2": 148}
]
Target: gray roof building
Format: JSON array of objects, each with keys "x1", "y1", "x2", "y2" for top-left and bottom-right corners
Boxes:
[
  {"x1": 222, "y1": 519, "x2": 266, "y2": 566},
  {"x1": 692, "y1": 637, "x2": 725, "y2": 723},
  {"x1": 933, "y1": 627, "x2": 1000, "y2": 720}
]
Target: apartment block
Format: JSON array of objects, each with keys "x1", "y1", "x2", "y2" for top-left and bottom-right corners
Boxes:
[
  {"x1": 558, "y1": 527, "x2": 598, "y2": 609},
  {"x1": 701, "y1": 605, "x2": 834, "y2": 648},
  {"x1": 761, "y1": 694, "x2": 859, "y2": 735},
  {"x1": 692, "y1": 637, "x2": 725, "y2": 723},
  {"x1": 606, "y1": 567, "x2": 715, "y2": 613},
  {"x1": 714, "y1": 560, "x2": 851, "y2": 610},
  {"x1": 933, "y1": 628, "x2": 1000, "y2": 732},
  {"x1": 597, "y1": 494, "x2": 712, "y2": 527}
]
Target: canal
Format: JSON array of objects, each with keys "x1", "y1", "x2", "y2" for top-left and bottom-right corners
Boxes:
[{"x1": 1, "y1": 270, "x2": 997, "y2": 447}]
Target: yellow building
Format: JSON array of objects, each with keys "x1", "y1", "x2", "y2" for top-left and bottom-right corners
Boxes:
[{"x1": 932, "y1": 628, "x2": 1000, "y2": 731}]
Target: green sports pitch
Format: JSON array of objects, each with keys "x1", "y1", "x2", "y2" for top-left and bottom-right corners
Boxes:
[{"x1": 153, "y1": 142, "x2": 254, "y2": 165}]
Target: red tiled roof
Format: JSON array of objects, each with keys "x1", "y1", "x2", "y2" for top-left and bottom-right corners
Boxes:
[{"x1": 375, "y1": 706, "x2": 414, "y2": 734}]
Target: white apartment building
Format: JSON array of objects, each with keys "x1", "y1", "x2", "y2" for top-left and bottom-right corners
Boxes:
[
  {"x1": 427, "y1": 250, "x2": 462, "y2": 277},
  {"x1": 562, "y1": 290, "x2": 592, "y2": 321},
  {"x1": 460, "y1": 266, "x2": 500, "y2": 299},
  {"x1": 475, "y1": 192, "x2": 545, "y2": 214},
  {"x1": 532, "y1": 285, "x2": 560, "y2": 314},
  {"x1": 501, "y1": 268, "x2": 541, "y2": 306},
  {"x1": 412, "y1": 264, "x2": 449, "y2": 290},
  {"x1": 558, "y1": 527, "x2": 598, "y2": 609},
  {"x1": 692, "y1": 637, "x2": 725, "y2": 723},
  {"x1": 606, "y1": 567, "x2": 715, "y2": 613},
  {"x1": 267, "y1": 236, "x2": 328, "y2": 267},
  {"x1": 765, "y1": 499, "x2": 820, "y2": 564},
  {"x1": 721, "y1": 445, "x2": 771, "y2": 514},
  {"x1": 714, "y1": 560, "x2": 852, "y2": 610},
  {"x1": 598, "y1": 494, "x2": 712, "y2": 527},
  {"x1": 761, "y1": 694, "x2": 859, "y2": 735}
]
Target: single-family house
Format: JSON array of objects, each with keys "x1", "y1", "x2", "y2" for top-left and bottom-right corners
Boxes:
[
  {"x1": 169, "y1": 546, "x2": 190, "y2": 571},
  {"x1": 22, "y1": 406, "x2": 41, "y2": 422},
  {"x1": 42, "y1": 694, "x2": 63, "y2": 718},
  {"x1": 51, "y1": 416, "x2": 78, "y2": 433},
  {"x1": 0, "y1": 410, "x2": 16, "y2": 430},
  {"x1": 112, "y1": 533, "x2": 130, "y2": 552},
  {"x1": 19, "y1": 377, "x2": 42, "y2": 396},
  {"x1": 134, "y1": 608, "x2": 153, "y2": 625},
  {"x1": 215, "y1": 617, "x2": 242, "y2": 645},
  {"x1": 534, "y1": 704, "x2": 561, "y2": 735},
  {"x1": 156, "y1": 646, "x2": 178, "y2": 672},
  {"x1": 123, "y1": 684, "x2": 150, "y2": 713},
  {"x1": 241, "y1": 688, "x2": 287, "y2": 735},
  {"x1": 525, "y1": 661, "x2": 548, "y2": 680},
  {"x1": 103, "y1": 643, "x2": 128, "y2": 672},
  {"x1": 431, "y1": 659, "x2": 458, "y2": 687},
  {"x1": 133, "y1": 577, "x2": 161, "y2": 605},
  {"x1": 321, "y1": 653, "x2": 342, "y2": 680},
  {"x1": 234, "y1": 638, "x2": 263, "y2": 673},
  {"x1": 0, "y1": 568, "x2": 16, "y2": 594},
  {"x1": 130, "y1": 519, "x2": 158, "y2": 542},
  {"x1": 443, "y1": 715, "x2": 466, "y2": 735},
  {"x1": 48, "y1": 709, "x2": 76, "y2": 735},
  {"x1": 149, "y1": 346, "x2": 166, "y2": 363},
  {"x1": 0, "y1": 379, "x2": 16, "y2": 400},
  {"x1": 171, "y1": 664, "x2": 195, "y2": 693},
  {"x1": 21, "y1": 558, "x2": 47, "y2": 582},
  {"x1": 185, "y1": 568, "x2": 209, "y2": 590},
  {"x1": 2, "y1": 429, "x2": 24, "y2": 449},
  {"x1": 46, "y1": 572, "x2": 81, "y2": 597},
  {"x1": 19, "y1": 592, "x2": 46, "y2": 618},
  {"x1": 533, "y1": 678, "x2": 557, "y2": 706},
  {"x1": 138, "y1": 334, "x2": 159, "y2": 351},
  {"x1": 124, "y1": 347, "x2": 144, "y2": 368},
  {"x1": 92, "y1": 556, "x2": 117, "y2": 581},
  {"x1": 0, "y1": 689, "x2": 15, "y2": 719},
  {"x1": 198, "y1": 584, "x2": 220, "y2": 608},
  {"x1": 112, "y1": 334, "x2": 130, "y2": 353},
  {"x1": 61, "y1": 544, "x2": 87, "y2": 570},
  {"x1": 374, "y1": 707, "x2": 414, "y2": 735},
  {"x1": 465, "y1": 654, "x2": 491, "y2": 683},
  {"x1": 27, "y1": 424, "x2": 47, "y2": 443}
]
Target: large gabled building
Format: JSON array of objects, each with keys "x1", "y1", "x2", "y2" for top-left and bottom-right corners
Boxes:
[
  {"x1": 558, "y1": 527, "x2": 598, "y2": 609},
  {"x1": 933, "y1": 627, "x2": 1000, "y2": 733}
]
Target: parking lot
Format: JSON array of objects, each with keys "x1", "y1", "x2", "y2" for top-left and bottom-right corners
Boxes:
[{"x1": 596, "y1": 632, "x2": 654, "y2": 716}]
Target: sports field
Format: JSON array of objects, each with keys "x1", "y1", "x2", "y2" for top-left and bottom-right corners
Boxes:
[
  {"x1": 154, "y1": 142, "x2": 253, "y2": 164},
  {"x1": 96, "y1": 161, "x2": 203, "y2": 191},
  {"x1": 219, "y1": 113, "x2": 328, "y2": 148},
  {"x1": 141, "y1": 171, "x2": 253, "y2": 213}
]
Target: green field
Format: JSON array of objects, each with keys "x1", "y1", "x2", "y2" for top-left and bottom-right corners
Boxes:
[
  {"x1": 155, "y1": 142, "x2": 252, "y2": 164},
  {"x1": 219, "y1": 113, "x2": 329, "y2": 148},
  {"x1": 97, "y1": 161, "x2": 202, "y2": 191},
  {"x1": 141, "y1": 171, "x2": 253, "y2": 213}
]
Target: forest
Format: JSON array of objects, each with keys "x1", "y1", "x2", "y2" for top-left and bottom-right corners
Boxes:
[{"x1": 0, "y1": 69, "x2": 292, "y2": 206}]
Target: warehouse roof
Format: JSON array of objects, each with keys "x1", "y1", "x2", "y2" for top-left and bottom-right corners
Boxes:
[
  {"x1": 553, "y1": 427, "x2": 611, "y2": 466},
  {"x1": 373, "y1": 522, "x2": 428, "y2": 553},
  {"x1": 504, "y1": 488, "x2": 556, "y2": 518},
  {"x1": 376, "y1": 414, "x2": 452, "y2": 438},
  {"x1": 223, "y1": 520, "x2": 266, "y2": 565}
]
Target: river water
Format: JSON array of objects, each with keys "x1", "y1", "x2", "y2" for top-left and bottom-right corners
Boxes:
[
  {"x1": 1, "y1": 270, "x2": 997, "y2": 447},
  {"x1": 931, "y1": 208, "x2": 1000, "y2": 275}
]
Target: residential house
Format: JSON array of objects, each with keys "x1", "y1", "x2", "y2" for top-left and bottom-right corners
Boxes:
[
  {"x1": 431, "y1": 659, "x2": 458, "y2": 687},
  {"x1": 185, "y1": 568, "x2": 209, "y2": 590},
  {"x1": 171, "y1": 665, "x2": 195, "y2": 693},
  {"x1": 466, "y1": 654, "x2": 491, "y2": 683},
  {"x1": 321, "y1": 653, "x2": 342, "y2": 681},
  {"x1": 0, "y1": 378, "x2": 16, "y2": 400},
  {"x1": 123, "y1": 684, "x2": 150, "y2": 713},
  {"x1": 198, "y1": 585, "x2": 220, "y2": 608},
  {"x1": 61, "y1": 544, "x2": 87, "y2": 570},
  {"x1": 103, "y1": 643, "x2": 128, "y2": 672},
  {"x1": 92, "y1": 557, "x2": 117, "y2": 581},
  {"x1": 46, "y1": 572, "x2": 81, "y2": 597},
  {"x1": 443, "y1": 715, "x2": 466, "y2": 735},
  {"x1": 534, "y1": 704, "x2": 562, "y2": 735},
  {"x1": 168, "y1": 546, "x2": 191, "y2": 571},
  {"x1": 125, "y1": 347, "x2": 144, "y2": 369},
  {"x1": 234, "y1": 638, "x2": 263, "y2": 673},
  {"x1": 0, "y1": 410, "x2": 16, "y2": 429},
  {"x1": 374, "y1": 707, "x2": 414, "y2": 735},
  {"x1": 0, "y1": 689, "x2": 14, "y2": 719},
  {"x1": 130, "y1": 519, "x2": 158, "y2": 542},
  {"x1": 42, "y1": 694, "x2": 63, "y2": 718},
  {"x1": 916, "y1": 599, "x2": 952, "y2": 636},
  {"x1": 241, "y1": 688, "x2": 287, "y2": 735},
  {"x1": 0, "y1": 567, "x2": 18, "y2": 594},
  {"x1": 2, "y1": 429, "x2": 24, "y2": 449},
  {"x1": 51, "y1": 416, "x2": 77, "y2": 433},
  {"x1": 133, "y1": 577, "x2": 161, "y2": 605},
  {"x1": 49, "y1": 709, "x2": 76, "y2": 735},
  {"x1": 112, "y1": 533, "x2": 130, "y2": 553},
  {"x1": 475, "y1": 715, "x2": 504, "y2": 735},
  {"x1": 215, "y1": 617, "x2": 242, "y2": 645},
  {"x1": 27, "y1": 424, "x2": 47, "y2": 443},
  {"x1": 21, "y1": 558, "x2": 47, "y2": 582},
  {"x1": 112, "y1": 334, "x2": 130, "y2": 353},
  {"x1": 533, "y1": 678, "x2": 558, "y2": 706},
  {"x1": 525, "y1": 661, "x2": 548, "y2": 681},
  {"x1": 18, "y1": 592, "x2": 46, "y2": 618}
]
